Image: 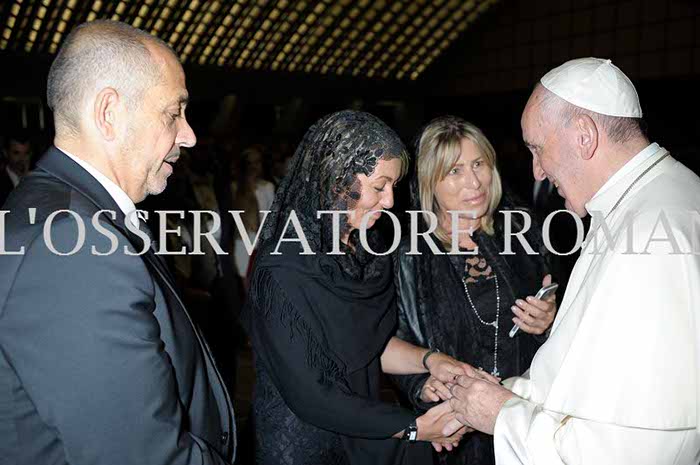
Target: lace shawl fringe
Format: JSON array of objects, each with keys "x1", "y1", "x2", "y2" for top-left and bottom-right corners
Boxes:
[{"x1": 250, "y1": 267, "x2": 349, "y2": 389}]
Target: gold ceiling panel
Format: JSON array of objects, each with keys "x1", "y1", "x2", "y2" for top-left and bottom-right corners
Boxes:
[{"x1": 0, "y1": 0, "x2": 499, "y2": 80}]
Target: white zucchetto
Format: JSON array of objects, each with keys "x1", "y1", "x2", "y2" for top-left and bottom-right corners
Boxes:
[{"x1": 540, "y1": 57, "x2": 642, "y2": 118}]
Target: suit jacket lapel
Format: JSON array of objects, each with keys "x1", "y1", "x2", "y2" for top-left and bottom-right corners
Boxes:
[{"x1": 127, "y1": 222, "x2": 180, "y2": 289}]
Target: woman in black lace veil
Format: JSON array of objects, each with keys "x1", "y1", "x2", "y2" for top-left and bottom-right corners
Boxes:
[
  {"x1": 392, "y1": 116, "x2": 557, "y2": 465},
  {"x1": 243, "y1": 111, "x2": 491, "y2": 465}
]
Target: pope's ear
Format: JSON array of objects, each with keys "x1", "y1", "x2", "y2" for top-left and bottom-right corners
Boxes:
[
  {"x1": 575, "y1": 114, "x2": 598, "y2": 160},
  {"x1": 93, "y1": 87, "x2": 121, "y2": 142}
]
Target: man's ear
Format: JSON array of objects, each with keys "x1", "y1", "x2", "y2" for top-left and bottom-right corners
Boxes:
[
  {"x1": 576, "y1": 114, "x2": 598, "y2": 160},
  {"x1": 93, "y1": 87, "x2": 121, "y2": 142}
]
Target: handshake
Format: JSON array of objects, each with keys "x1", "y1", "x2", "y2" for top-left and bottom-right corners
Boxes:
[{"x1": 406, "y1": 352, "x2": 513, "y2": 452}]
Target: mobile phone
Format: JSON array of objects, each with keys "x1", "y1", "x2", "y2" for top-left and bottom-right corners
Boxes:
[{"x1": 508, "y1": 283, "x2": 559, "y2": 338}]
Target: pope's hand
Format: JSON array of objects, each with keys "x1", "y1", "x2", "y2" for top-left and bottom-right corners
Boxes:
[{"x1": 443, "y1": 375, "x2": 514, "y2": 435}]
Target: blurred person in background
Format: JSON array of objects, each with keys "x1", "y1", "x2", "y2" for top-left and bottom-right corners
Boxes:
[
  {"x1": 154, "y1": 138, "x2": 242, "y2": 396},
  {"x1": 0, "y1": 128, "x2": 33, "y2": 205},
  {"x1": 231, "y1": 144, "x2": 275, "y2": 283},
  {"x1": 269, "y1": 139, "x2": 294, "y2": 188}
]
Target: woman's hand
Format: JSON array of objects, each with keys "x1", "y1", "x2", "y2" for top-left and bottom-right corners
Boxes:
[
  {"x1": 511, "y1": 274, "x2": 557, "y2": 335},
  {"x1": 415, "y1": 401, "x2": 469, "y2": 452},
  {"x1": 420, "y1": 376, "x2": 453, "y2": 403},
  {"x1": 425, "y1": 352, "x2": 500, "y2": 385}
]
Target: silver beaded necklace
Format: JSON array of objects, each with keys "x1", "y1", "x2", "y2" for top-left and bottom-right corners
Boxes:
[{"x1": 462, "y1": 273, "x2": 501, "y2": 377}]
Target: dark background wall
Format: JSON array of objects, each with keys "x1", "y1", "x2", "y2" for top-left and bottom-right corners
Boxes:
[
  {"x1": 1, "y1": 0, "x2": 699, "y2": 204},
  {"x1": 428, "y1": 0, "x2": 699, "y2": 95}
]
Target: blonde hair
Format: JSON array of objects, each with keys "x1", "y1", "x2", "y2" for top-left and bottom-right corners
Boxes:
[{"x1": 416, "y1": 116, "x2": 502, "y2": 245}]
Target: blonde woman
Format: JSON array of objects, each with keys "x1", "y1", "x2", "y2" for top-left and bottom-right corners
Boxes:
[{"x1": 392, "y1": 116, "x2": 556, "y2": 465}]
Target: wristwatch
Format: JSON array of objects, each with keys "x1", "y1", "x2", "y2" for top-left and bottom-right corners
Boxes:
[{"x1": 402, "y1": 420, "x2": 418, "y2": 442}]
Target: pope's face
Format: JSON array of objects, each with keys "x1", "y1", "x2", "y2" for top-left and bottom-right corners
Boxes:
[{"x1": 522, "y1": 92, "x2": 587, "y2": 217}]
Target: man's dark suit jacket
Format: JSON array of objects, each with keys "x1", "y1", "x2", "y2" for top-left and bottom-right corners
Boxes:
[
  {"x1": 0, "y1": 147, "x2": 235, "y2": 464},
  {"x1": 0, "y1": 167, "x2": 15, "y2": 207}
]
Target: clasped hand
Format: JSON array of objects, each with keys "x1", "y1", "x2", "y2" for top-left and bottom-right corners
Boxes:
[
  {"x1": 418, "y1": 353, "x2": 501, "y2": 451},
  {"x1": 421, "y1": 352, "x2": 500, "y2": 403},
  {"x1": 439, "y1": 375, "x2": 514, "y2": 436},
  {"x1": 414, "y1": 400, "x2": 470, "y2": 452}
]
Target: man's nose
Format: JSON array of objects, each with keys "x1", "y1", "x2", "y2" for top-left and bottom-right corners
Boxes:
[
  {"x1": 532, "y1": 157, "x2": 546, "y2": 181},
  {"x1": 177, "y1": 118, "x2": 197, "y2": 148}
]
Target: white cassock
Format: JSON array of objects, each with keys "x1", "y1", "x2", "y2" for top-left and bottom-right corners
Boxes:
[{"x1": 494, "y1": 143, "x2": 700, "y2": 465}]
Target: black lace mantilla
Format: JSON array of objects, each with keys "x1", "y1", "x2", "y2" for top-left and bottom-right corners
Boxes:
[{"x1": 258, "y1": 110, "x2": 407, "y2": 279}]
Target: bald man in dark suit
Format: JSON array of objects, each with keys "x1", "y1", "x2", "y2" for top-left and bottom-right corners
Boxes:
[{"x1": 0, "y1": 21, "x2": 235, "y2": 465}]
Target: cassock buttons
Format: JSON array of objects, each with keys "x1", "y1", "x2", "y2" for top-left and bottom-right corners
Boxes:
[{"x1": 220, "y1": 431, "x2": 229, "y2": 445}]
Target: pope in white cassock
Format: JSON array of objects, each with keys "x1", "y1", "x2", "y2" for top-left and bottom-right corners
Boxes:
[{"x1": 444, "y1": 57, "x2": 700, "y2": 464}]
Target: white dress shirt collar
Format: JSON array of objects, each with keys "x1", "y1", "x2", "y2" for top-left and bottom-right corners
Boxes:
[
  {"x1": 56, "y1": 146, "x2": 139, "y2": 227},
  {"x1": 5, "y1": 165, "x2": 20, "y2": 187}
]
